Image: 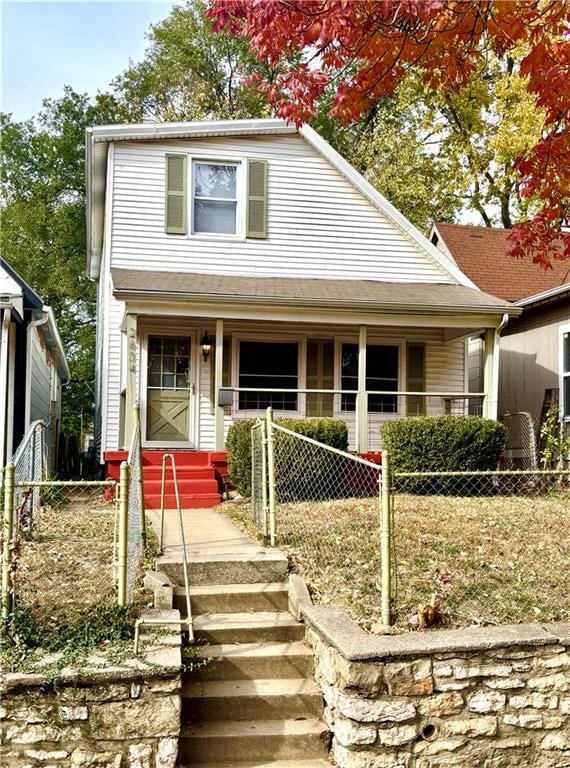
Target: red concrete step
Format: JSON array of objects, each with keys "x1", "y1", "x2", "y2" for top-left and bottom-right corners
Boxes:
[
  {"x1": 142, "y1": 451, "x2": 212, "y2": 467},
  {"x1": 144, "y1": 492, "x2": 221, "y2": 509},
  {"x1": 143, "y1": 479, "x2": 219, "y2": 495},
  {"x1": 143, "y1": 466, "x2": 214, "y2": 481}
]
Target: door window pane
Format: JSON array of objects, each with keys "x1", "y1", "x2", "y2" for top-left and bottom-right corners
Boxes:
[
  {"x1": 238, "y1": 341, "x2": 298, "y2": 410},
  {"x1": 147, "y1": 336, "x2": 190, "y2": 391}
]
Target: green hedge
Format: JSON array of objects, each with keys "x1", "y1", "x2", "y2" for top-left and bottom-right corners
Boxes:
[
  {"x1": 226, "y1": 419, "x2": 257, "y2": 498},
  {"x1": 381, "y1": 416, "x2": 506, "y2": 494},
  {"x1": 226, "y1": 418, "x2": 348, "y2": 497}
]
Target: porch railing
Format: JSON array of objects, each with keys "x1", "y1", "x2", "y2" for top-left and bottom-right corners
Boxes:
[
  {"x1": 220, "y1": 388, "x2": 485, "y2": 449},
  {"x1": 220, "y1": 387, "x2": 485, "y2": 416}
]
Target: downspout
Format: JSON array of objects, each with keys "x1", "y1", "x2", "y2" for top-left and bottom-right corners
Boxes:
[{"x1": 0, "y1": 308, "x2": 12, "y2": 470}]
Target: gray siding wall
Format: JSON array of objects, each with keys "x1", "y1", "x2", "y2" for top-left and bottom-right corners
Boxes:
[{"x1": 499, "y1": 303, "x2": 570, "y2": 425}]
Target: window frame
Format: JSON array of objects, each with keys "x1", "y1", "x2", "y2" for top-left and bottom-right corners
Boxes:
[
  {"x1": 232, "y1": 333, "x2": 306, "y2": 417},
  {"x1": 334, "y1": 336, "x2": 405, "y2": 418},
  {"x1": 190, "y1": 157, "x2": 244, "y2": 240},
  {"x1": 560, "y1": 322, "x2": 570, "y2": 421}
]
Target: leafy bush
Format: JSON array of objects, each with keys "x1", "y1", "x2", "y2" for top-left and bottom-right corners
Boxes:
[
  {"x1": 273, "y1": 418, "x2": 349, "y2": 500},
  {"x1": 226, "y1": 419, "x2": 257, "y2": 497},
  {"x1": 381, "y1": 416, "x2": 506, "y2": 494},
  {"x1": 226, "y1": 418, "x2": 348, "y2": 497}
]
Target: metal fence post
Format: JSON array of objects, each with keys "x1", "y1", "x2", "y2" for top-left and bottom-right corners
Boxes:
[
  {"x1": 117, "y1": 461, "x2": 129, "y2": 607},
  {"x1": 380, "y1": 450, "x2": 392, "y2": 626},
  {"x1": 266, "y1": 407, "x2": 277, "y2": 547},
  {"x1": 261, "y1": 419, "x2": 269, "y2": 541},
  {"x1": 134, "y1": 404, "x2": 146, "y2": 546},
  {"x1": 1, "y1": 463, "x2": 15, "y2": 618}
]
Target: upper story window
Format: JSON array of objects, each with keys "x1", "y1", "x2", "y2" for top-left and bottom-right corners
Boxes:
[
  {"x1": 165, "y1": 154, "x2": 268, "y2": 239},
  {"x1": 193, "y1": 161, "x2": 238, "y2": 235}
]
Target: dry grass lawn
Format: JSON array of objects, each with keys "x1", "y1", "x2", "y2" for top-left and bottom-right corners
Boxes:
[
  {"x1": 224, "y1": 491, "x2": 570, "y2": 630},
  {"x1": 14, "y1": 490, "x2": 117, "y2": 631}
]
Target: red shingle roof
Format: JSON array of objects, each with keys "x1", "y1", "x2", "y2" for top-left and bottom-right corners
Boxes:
[{"x1": 434, "y1": 223, "x2": 570, "y2": 302}]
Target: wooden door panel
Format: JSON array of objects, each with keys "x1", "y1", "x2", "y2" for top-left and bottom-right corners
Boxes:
[{"x1": 147, "y1": 390, "x2": 189, "y2": 442}]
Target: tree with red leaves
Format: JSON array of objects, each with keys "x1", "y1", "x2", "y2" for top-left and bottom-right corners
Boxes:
[{"x1": 209, "y1": 0, "x2": 570, "y2": 268}]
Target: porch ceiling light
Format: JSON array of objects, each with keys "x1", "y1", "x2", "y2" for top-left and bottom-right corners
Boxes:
[{"x1": 201, "y1": 331, "x2": 212, "y2": 363}]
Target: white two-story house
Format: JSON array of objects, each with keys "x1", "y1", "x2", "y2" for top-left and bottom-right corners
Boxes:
[{"x1": 86, "y1": 119, "x2": 517, "y2": 504}]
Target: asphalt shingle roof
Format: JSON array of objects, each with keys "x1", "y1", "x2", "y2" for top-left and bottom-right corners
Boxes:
[
  {"x1": 434, "y1": 223, "x2": 570, "y2": 302},
  {"x1": 111, "y1": 268, "x2": 516, "y2": 315}
]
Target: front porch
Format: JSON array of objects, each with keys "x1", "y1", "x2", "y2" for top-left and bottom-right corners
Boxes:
[{"x1": 115, "y1": 316, "x2": 499, "y2": 458}]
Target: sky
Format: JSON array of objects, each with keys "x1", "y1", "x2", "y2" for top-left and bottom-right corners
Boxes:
[{"x1": 1, "y1": 0, "x2": 177, "y2": 121}]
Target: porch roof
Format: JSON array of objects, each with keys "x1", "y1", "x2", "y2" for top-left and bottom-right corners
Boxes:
[{"x1": 111, "y1": 268, "x2": 518, "y2": 317}]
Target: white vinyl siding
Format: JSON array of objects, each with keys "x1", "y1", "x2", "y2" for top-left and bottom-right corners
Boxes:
[
  {"x1": 110, "y1": 135, "x2": 454, "y2": 283},
  {"x1": 102, "y1": 292, "x2": 127, "y2": 452}
]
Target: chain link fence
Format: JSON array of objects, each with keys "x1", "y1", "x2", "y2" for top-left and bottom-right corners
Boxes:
[
  {"x1": 501, "y1": 411, "x2": 538, "y2": 470},
  {"x1": 391, "y1": 469, "x2": 570, "y2": 629},
  {"x1": 126, "y1": 406, "x2": 146, "y2": 602},
  {"x1": 242, "y1": 411, "x2": 570, "y2": 631},
  {"x1": 2, "y1": 474, "x2": 119, "y2": 625},
  {"x1": 1, "y1": 408, "x2": 149, "y2": 620},
  {"x1": 251, "y1": 420, "x2": 269, "y2": 538}
]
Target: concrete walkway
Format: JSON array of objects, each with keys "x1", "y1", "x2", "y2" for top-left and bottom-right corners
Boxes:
[{"x1": 147, "y1": 507, "x2": 285, "y2": 582}]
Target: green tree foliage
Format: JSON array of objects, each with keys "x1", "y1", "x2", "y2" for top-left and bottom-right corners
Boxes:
[
  {"x1": 316, "y1": 52, "x2": 545, "y2": 233},
  {"x1": 418, "y1": 54, "x2": 545, "y2": 228},
  {"x1": 0, "y1": 88, "x2": 119, "y2": 434},
  {"x1": 113, "y1": 0, "x2": 270, "y2": 122}
]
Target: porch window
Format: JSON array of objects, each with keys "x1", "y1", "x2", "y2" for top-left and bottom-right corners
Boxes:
[
  {"x1": 238, "y1": 340, "x2": 298, "y2": 411},
  {"x1": 341, "y1": 343, "x2": 399, "y2": 413},
  {"x1": 193, "y1": 161, "x2": 238, "y2": 235}
]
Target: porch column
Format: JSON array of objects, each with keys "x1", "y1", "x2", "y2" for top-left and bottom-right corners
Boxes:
[
  {"x1": 482, "y1": 327, "x2": 500, "y2": 419},
  {"x1": 214, "y1": 318, "x2": 224, "y2": 451},
  {"x1": 356, "y1": 325, "x2": 368, "y2": 452},
  {"x1": 0, "y1": 309, "x2": 11, "y2": 469},
  {"x1": 124, "y1": 313, "x2": 138, "y2": 448}
]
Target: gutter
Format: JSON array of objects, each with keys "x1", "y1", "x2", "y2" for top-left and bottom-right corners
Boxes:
[
  {"x1": 89, "y1": 117, "x2": 294, "y2": 143},
  {"x1": 112, "y1": 287, "x2": 520, "y2": 318},
  {"x1": 28, "y1": 308, "x2": 70, "y2": 384},
  {"x1": 515, "y1": 281, "x2": 570, "y2": 308}
]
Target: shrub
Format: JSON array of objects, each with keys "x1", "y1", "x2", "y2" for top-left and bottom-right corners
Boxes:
[
  {"x1": 273, "y1": 418, "x2": 348, "y2": 500},
  {"x1": 381, "y1": 416, "x2": 506, "y2": 494},
  {"x1": 226, "y1": 419, "x2": 257, "y2": 497},
  {"x1": 225, "y1": 417, "x2": 348, "y2": 497}
]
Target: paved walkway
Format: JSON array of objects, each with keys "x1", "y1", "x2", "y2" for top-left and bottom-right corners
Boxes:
[{"x1": 147, "y1": 506, "x2": 268, "y2": 561}]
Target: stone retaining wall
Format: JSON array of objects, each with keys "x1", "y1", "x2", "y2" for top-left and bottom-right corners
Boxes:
[
  {"x1": 1, "y1": 610, "x2": 182, "y2": 768},
  {"x1": 304, "y1": 606, "x2": 570, "y2": 767}
]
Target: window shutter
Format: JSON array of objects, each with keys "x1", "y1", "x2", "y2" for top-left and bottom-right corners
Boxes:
[
  {"x1": 246, "y1": 159, "x2": 267, "y2": 238},
  {"x1": 165, "y1": 154, "x2": 187, "y2": 234},
  {"x1": 406, "y1": 343, "x2": 426, "y2": 416}
]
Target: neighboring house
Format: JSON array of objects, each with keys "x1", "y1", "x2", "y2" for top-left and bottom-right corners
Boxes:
[
  {"x1": 431, "y1": 222, "x2": 570, "y2": 429},
  {"x1": 86, "y1": 119, "x2": 517, "y2": 502},
  {"x1": 0, "y1": 258, "x2": 70, "y2": 473}
]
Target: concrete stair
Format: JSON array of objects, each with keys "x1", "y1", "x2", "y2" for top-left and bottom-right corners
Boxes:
[{"x1": 174, "y1": 546, "x2": 330, "y2": 766}]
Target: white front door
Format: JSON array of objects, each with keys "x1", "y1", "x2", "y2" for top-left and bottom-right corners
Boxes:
[{"x1": 142, "y1": 333, "x2": 196, "y2": 447}]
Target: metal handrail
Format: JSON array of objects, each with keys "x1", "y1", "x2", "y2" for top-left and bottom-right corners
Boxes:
[{"x1": 153, "y1": 453, "x2": 194, "y2": 640}]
